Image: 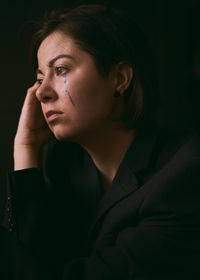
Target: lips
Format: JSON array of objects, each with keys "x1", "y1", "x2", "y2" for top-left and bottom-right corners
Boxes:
[{"x1": 45, "y1": 110, "x2": 63, "y2": 123}]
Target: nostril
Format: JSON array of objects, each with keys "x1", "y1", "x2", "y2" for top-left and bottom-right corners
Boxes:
[{"x1": 42, "y1": 95, "x2": 52, "y2": 102}]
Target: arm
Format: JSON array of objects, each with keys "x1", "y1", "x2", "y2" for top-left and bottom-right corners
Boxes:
[
  {"x1": 14, "y1": 82, "x2": 53, "y2": 170},
  {"x1": 2, "y1": 83, "x2": 52, "y2": 233}
]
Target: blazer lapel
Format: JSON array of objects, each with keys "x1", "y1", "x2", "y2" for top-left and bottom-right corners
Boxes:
[{"x1": 87, "y1": 128, "x2": 159, "y2": 241}]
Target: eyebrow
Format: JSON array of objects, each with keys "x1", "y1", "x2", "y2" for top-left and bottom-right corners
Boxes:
[{"x1": 36, "y1": 54, "x2": 75, "y2": 75}]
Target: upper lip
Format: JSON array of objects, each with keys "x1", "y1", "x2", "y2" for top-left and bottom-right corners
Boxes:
[{"x1": 45, "y1": 110, "x2": 63, "y2": 119}]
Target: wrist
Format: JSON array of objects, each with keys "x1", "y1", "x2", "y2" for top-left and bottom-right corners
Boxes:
[{"x1": 14, "y1": 145, "x2": 40, "y2": 171}]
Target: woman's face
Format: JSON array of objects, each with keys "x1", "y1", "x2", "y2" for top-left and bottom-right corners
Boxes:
[{"x1": 36, "y1": 31, "x2": 119, "y2": 143}]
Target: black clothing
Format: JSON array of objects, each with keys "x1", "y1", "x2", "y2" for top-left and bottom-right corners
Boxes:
[{"x1": 2, "y1": 128, "x2": 200, "y2": 279}]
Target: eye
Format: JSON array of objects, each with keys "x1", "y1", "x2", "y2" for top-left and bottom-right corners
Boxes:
[
  {"x1": 55, "y1": 66, "x2": 69, "y2": 75},
  {"x1": 36, "y1": 78, "x2": 43, "y2": 85}
]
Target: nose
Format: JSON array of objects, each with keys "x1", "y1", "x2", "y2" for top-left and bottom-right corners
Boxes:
[{"x1": 36, "y1": 78, "x2": 57, "y2": 103}]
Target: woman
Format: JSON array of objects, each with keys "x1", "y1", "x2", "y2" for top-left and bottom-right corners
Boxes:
[{"x1": 2, "y1": 4, "x2": 200, "y2": 280}]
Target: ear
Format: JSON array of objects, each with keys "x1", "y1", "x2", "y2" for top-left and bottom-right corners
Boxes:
[{"x1": 114, "y1": 62, "x2": 134, "y2": 95}]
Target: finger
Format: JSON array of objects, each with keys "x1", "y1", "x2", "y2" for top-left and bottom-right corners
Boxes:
[
  {"x1": 24, "y1": 83, "x2": 41, "y2": 107},
  {"x1": 26, "y1": 82, "x2": 40, "y2": 95}
]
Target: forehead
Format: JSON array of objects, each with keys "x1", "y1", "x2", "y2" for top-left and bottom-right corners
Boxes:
[{"x1": 37, "y1": 31, "x2": 82, "y2": 64}]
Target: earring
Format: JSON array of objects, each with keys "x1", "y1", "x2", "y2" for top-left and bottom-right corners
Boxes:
[{"x1": 114, "y1": 91, "x2": 121, "y2": 98}]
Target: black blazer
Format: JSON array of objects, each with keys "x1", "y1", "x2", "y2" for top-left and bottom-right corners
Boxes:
[{"x1": 2, "y1": 127, "x2": 200, "y2": 279}]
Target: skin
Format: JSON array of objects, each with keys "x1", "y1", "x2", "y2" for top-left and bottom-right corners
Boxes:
[{"x1": 14, "y1": 31, "x2": 135, "y2": 190}]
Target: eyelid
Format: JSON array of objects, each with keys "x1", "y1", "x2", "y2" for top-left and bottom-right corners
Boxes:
[
  {"x1": 55, "y1": 65, "x2": 71, "y2": 75},
  {"x1": 36, "y1": 73, "x2": 44, "y2": 83},
  {"x1": 35, "y1": 64, "x2": 71, "y2": 83}
]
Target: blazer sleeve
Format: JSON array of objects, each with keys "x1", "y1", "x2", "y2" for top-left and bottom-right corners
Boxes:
[
  {"x1": 2, "y1": 139, "x2": 74, "y2": 240},
  {"x1": 5, "y1": 169, "x2": 47, "y2": 239},
  {"x1": 3, "y1": 167, "x2": 78, "y2": 280}
]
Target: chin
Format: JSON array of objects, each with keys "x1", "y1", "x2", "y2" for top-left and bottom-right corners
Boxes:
[
  {"x1": 53, "y1": 127, "x2": 77, "y2": 142},
  {"x1": 54, "y1": 132, "x2": 71, "y2": 142},
  {"x1": 52, "y1": 124, "x2": 92, "y2": 144},
  {"x1": 50, "y1": 124, "x2": 70, "y2": 140}
]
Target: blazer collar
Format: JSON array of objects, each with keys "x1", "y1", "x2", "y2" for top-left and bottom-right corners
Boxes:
[{"x1": 87, "y1": 127, "x2": 159, "y2": 241}]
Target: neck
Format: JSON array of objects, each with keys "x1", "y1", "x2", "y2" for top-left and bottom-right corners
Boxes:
[{"x1": 80, "y1": 125, "x2": 136, "y2": 191}]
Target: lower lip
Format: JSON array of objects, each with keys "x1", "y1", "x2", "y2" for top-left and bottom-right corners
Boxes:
[{"x1": 47, "y1": 113, "x2": 62, "y2": 123}]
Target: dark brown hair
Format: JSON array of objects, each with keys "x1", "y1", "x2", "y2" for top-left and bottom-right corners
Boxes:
[{"x1": 30, "y1": 4, "x2": 159, "y2": 129}]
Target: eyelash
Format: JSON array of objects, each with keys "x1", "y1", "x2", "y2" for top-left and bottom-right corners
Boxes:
[
  {"x1": 36, "y1": 66, "x2": 70, "y2": 85},
  {"x1": 55, "y1": 66, "x2": 70, "y2": 75}
]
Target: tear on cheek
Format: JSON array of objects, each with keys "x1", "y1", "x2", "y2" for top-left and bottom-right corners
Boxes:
[{"x1": 62, "y1": 72, "x2": 75, "y2": 106}]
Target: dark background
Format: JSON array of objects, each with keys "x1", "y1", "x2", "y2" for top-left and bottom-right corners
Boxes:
[{"x1": 0, "y1": 0, "x2": 200, "y2": 219}]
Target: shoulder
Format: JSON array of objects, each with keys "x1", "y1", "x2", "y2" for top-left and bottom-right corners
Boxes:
[
  {"x1": 139, "y1": 129, "x2": 200, "y2": 215},
  {"x1": 150, "y1": 128, "x2": 200, "y2": 190},
  {"x1": 152, "y1": 127, "x2": 200, "y2": 171},
  {"x1": 133, "y1": 126, "x2": 200, "y2": 186}
]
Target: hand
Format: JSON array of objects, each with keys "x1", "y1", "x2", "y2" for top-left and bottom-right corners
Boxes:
[{"x1": 14, "y1": 83, "x2": 53, "y2": 170}]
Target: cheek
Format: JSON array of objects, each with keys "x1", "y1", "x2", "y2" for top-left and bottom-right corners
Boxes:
[
  {"x1": 41, "y1": 104, "x2": 46, "y2": 118},
  {"x1": 69, "y1": 72, "x2": 111, "y2": 107},
  {"x1": 71, "y1": 85, "x2": 115, "y2": 126}
]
